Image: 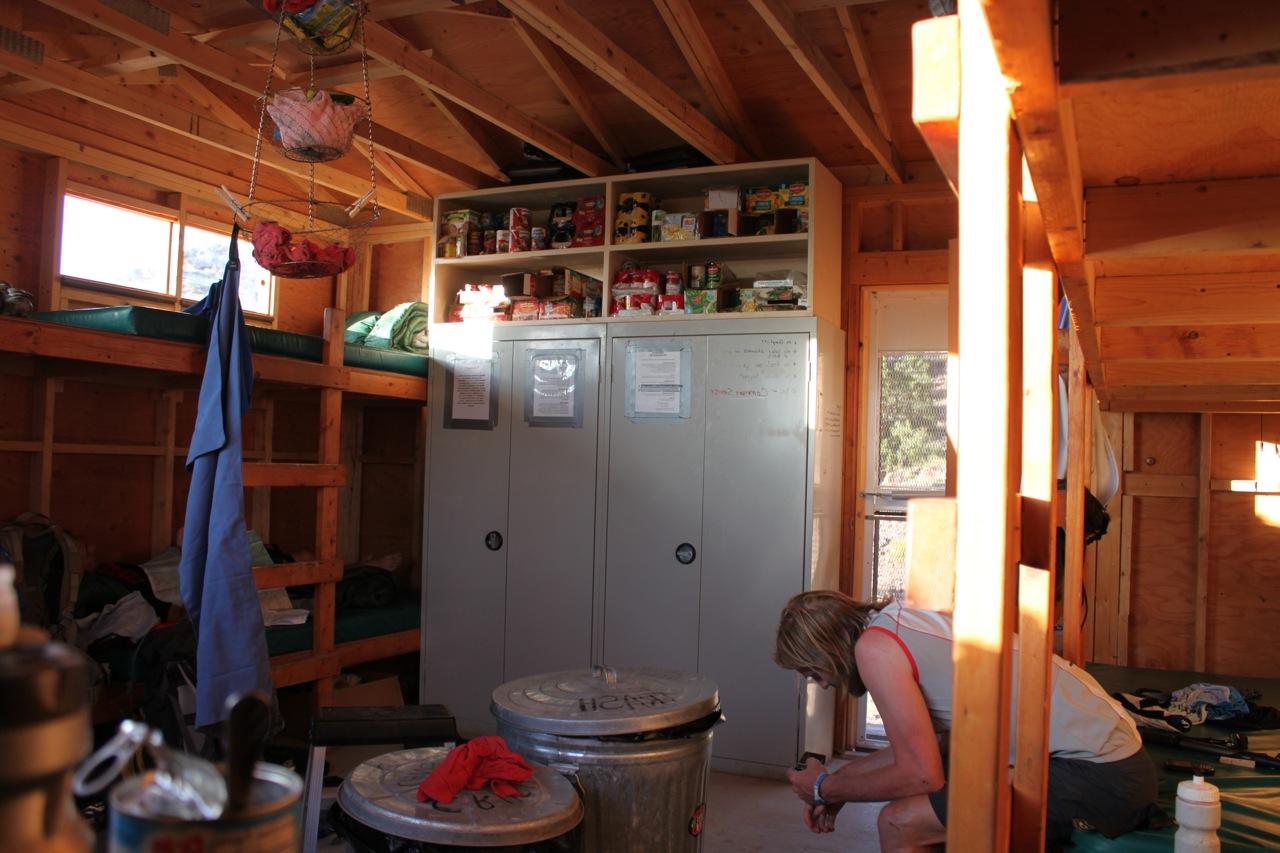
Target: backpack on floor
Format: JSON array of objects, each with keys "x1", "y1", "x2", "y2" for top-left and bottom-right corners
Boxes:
[{"x1": 0, "y1": 512, "x2": 85, "y2": 630}]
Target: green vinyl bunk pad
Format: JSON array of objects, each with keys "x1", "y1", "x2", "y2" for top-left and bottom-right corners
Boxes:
[
  {"x1": 32, "y1": 305, "x2": 427, "y2": 377},
  {"x1": 1071, "y1": 663, "x2": 1280, "y2": 851}
]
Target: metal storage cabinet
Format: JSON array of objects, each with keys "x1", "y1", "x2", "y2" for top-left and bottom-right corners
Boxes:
[
  {"x1": 600, "y1": 319, "x2": 840, "y2": 773},
  {"x1": 423, "y1": 325, "x2": 604, "y2": 734}
]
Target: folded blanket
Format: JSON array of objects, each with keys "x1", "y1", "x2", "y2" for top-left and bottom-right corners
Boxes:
[{"x1": 365, "y1": 301, "x2": 428, "y2": 354}]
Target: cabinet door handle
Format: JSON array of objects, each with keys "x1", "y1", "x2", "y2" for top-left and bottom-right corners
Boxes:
[
  {"x1": 674, "y1": 543, "x2": 697, "y2": 565},
  {"x1": 485, "y1": 531, "x2": 504, "y2": 551}
]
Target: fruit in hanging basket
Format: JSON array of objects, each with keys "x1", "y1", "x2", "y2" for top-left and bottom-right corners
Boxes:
[
  {"x1": 267, "y1": 87, "x2": 367, "y2": 162},
  {"x1": 251, "y1": 222, "x2": 355, "y2": 278}
]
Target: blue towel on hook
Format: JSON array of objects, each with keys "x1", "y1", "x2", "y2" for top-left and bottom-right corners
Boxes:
[{"x1": 178, "y1": 225, "x2": 272, "y2": 727}]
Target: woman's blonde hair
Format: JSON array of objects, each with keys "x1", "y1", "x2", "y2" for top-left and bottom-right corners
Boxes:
[{"x1": 774, "y1": 590, "x2": 884, "y2": 696}]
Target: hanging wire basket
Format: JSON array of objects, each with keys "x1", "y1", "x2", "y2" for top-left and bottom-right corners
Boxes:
[
  {"x1": 265, "y1": 0, "x2": 364, "y2": 57},
  {"x1": 223, "y1": 197, "x2": 379, "y2": 279},
  {"x1": 267, "y1": 88, "x2": 368, "y2": 163}
]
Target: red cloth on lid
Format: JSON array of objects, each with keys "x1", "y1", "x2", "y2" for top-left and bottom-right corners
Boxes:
[{"x1": 416, "y1": 736, "x2": 534, "y2": 804}]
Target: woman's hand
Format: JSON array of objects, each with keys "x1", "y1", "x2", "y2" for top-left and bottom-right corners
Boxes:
[{"x1": 786, "y1": 757, "x2": 825, "y2": 805}]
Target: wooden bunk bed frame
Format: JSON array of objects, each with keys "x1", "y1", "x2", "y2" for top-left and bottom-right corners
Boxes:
[
  {"x1": 910, "y1": 0, "x2": 1280, "y2": 848},
  {"x1": 0, "y1": 304, "x2": 426, "y2": 707}
]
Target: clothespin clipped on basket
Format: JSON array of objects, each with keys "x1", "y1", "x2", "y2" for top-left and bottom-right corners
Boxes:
[
  {"x1": 346, "y1": 187, "x2": 375, "y2": 220},
  {"x1": 218, "y1": 186, "x2": 251, "y2": 222}
]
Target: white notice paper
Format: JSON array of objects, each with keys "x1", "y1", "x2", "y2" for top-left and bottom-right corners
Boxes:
[
  {"x1": 532, "y1": 355, "x2": 576, "y2": 419},
  {"x1": 633, "y1": 348, "x2": 683, "y2": 415},
  {"x1": 451, "y1": 358, "x2": 492, "y2": 421}
]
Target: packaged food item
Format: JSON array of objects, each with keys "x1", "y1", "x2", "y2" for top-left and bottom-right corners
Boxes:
[
  {"x1": 559, "y1": 268, "x2": 602, "y2": 299},
  {"x1": 797, "y1": 208, "x2": 810, "y2": 233},
  {"x1": 483, "y1": 229, "x2": 497, "y2": 254},
  {"x1": 437, "y1": 209, "x2": 480, "y2": 258},
  {"x1": 480, "y1": 210, "x2": 500, "y2": 231},
  {"x1": 548, "y1": 202, "x2": 576, "y2": 248},
  {"x1": 658, "y1": 293, "x2": 684, "y2": 313},
  {"x1": 752, "y1": 269, "x2": 809, "y2": 308},
  {"x1": 684, "y1": 289, "x2": 719, "y2": 314},
  {"x1": 614, "y1": 292, "x2": 656, "y2": 317},
  {"x1": 743, "y1": 186, "x2": 778, "y2": 214},
  {"x1": 664, "y1": 269, "x2": 683, "y2": 294},
  {"x1": 649, "y1": 209, "x2": 666, "y2": 242},
  {"x1": 509, "y1": 207, "x2": 532, "y2": 232},
  {"x1": 531, "y1": 227, "x2": 548, "y2": 250},
  {"x1": 778, "y1": 181, "x2": 809, "y2": 209},
  {"x1": 509, "y1": 296, "x2": 542, "y2": 321},
  {"x1": 689, "y1": 264, "x2": 707, "y2": 289},
  {"x1": 453, "y1": 283, "x2": 510, "y2": 322},
  {"x1": 540, "y1": 295, "x2": 583, "y2": 319},
  {"x1": 704, "y1": 185, "x2": 740, "y2": 210},
  {"x1": 583, "y1": 295, "x2": 601, "y2": 318},
  {"x1": 510, "y1": 227, "x2": 531, "y2": 252},
  {"x1": 496, "y1": 229, "x2": 511, "y2": 253},
  {"x1": 705, "y1": 260, "x2": 723, "y2": 287},
  {"x1": 571, "y1": 195, "x2": 606, "y2": 247},
  {"x1": 661, "y1": 212, "x2": 700, "y2": 242},
  {"x1": 507, "y1": 270, "x2": 551, "y2": 298}
]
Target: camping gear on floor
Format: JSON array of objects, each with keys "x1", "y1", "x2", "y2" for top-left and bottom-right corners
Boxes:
[
  {"x1": 492, "y1": 666, "x2": 721, "y2": 853},
  {"x1": 334, "y1": 747, "x2": 582, "y2": 852},
  {"x1": 0, "y1": 639, "x2": 94, "y2": 852}
]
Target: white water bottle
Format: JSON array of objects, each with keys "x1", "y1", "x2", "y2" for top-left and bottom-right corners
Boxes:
[{"x1": 1175, "y1": 774, "x2": 1221, "y2": 851}]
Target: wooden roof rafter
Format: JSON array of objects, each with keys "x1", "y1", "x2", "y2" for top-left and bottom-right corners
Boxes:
[
  {"x1": 748, "y1": 0, "x2": 903, "y2": 182},
  {"x1": 835, "y1": 4, "x2": 891, "y2": 141},
  {"x1": 31, "y1": 0, "x2": 500, "y2": 190},
  {"x1": 502, "y1": 0, "x2": 748, "y2": 165}
]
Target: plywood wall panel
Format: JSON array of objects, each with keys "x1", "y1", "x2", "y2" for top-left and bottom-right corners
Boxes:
[
  {"x1": 1206, "y1": 492, "x2": 1280, "y2": 677},
  {"x1": 50, "y1": 455, "x2": 153, "y2": 564},
  {"x1": 361, "y1": 407, "x2": 417, "y2": 457},
  {"x1": 904, "y1": 201, "x2": 959, "y2": 251},
  {"x1": 1133, "y1": 413, "x2": 1198, "y2": 476},
  {"x1": 1127, "y1": 495, "x2": 1197, "y2": 670},
  {"x1": 272, "y1": 397, "x2": 320, "y2": 456},
  {"x1": 53, "y1": 382, "x2": 156, "y2": 445},
  {"x1": 369, "y1": 242, "x2": 426, "y2": 312},
  {"x1": 1211, "y1": 414, "x2": 1262, "y2": 481},
  {"x1": 0, "y1": 147, "x2": 44, "y2": 291},
  {"x1": 268, "y1": 487, "x2": 317, "y2": 559},
  {"x1": 0, "y1": 453, "x2": 32, "y2": 521},
  {"x1": 858, "y1": 203, "x2": 894, "y2": 252},
  {"x1": 358, "y1": 461, "x2": 417, "y2": 581},
  {"x1": 275, "y1": 276, "x2": 336, "y2": 336},
  {"x1": 0, "y1": 374, "x2": 33, "y2": 441}
]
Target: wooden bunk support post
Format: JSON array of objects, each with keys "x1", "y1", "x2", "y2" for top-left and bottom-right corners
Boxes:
[
  {"x1": 313, "y1": 308, "x2": 343, "y2": 706},
  {"x1": 947, "y1": 0, "x2": 1023, "y2": 848},
  {"x1": 1063, "y1": 328, "x2": 1091, "y2": 665}
]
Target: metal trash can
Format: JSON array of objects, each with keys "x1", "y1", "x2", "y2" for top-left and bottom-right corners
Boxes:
[
  {"x1": 491, "y1": 666, "x2": 721, "y2": 853},
  {"x1": 335, "y1": 747, "x2": 583, "y2": 852}
]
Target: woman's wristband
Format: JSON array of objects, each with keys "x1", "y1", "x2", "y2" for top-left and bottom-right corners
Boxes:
[{"x1": 813, "y1": 771, "x2": 829, "y2": 807}]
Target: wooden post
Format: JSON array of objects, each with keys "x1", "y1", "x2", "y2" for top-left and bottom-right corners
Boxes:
[
  {"x1": 313, "y1": 308, "x2": 345, "y2": 707},
  {"x1": 251, "y1": 399, "x2": 275, "y2": 543},
  {"x1": 1063, "y1": 328, "x2": 1089, "y2": 665},
  {"x1": 945, "y1": 238, "x2": 959, "y2": 497},
  {"x1": 151, "y1": 390, "x2": 180, "y2": 554},
  {"x1": 1195, "y1": 414, "x2": 1212, "y2": 670},
  {"x1": 1011, "y1": 264, "x2": 1058, "y2": 849},
  {"x1": 37, "y1": 157, "x2": 68, "y2": 312},
  {"x1": 29, "y1": 378, "x2": 59, "y2": 516},
  {"x1": 1117, "y1": 413, "x2": 1135, "y2": 665},
  {"x1": 948, "y1": 1, "x2": 1022, "y2": 848}
]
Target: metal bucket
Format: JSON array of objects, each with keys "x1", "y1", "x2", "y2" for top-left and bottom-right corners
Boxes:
[
  {"x1": 109, "y1": 762, "x2": 301, "y2": 853},
  {"x1": 492, "y1": 667, "x2": 721, "y2": 853},
  {"x1": 335, "y1": 747, "x2": 582, "y2": 852}
]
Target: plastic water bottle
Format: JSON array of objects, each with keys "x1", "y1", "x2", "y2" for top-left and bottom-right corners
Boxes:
[{"x1": 1175, "y1": 774, "x2": 1221, "y2": 851}]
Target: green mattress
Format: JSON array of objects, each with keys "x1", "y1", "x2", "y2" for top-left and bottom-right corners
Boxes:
[
  {"x1": 99, "y1": 601, "x2": 420, "y2": 683},
  {"x1": 1071, "y1": 664, "x2": 1280, "y2": 851},
  {"x1": 33, "y1": 306, "x2": 427, "y2": 377}
]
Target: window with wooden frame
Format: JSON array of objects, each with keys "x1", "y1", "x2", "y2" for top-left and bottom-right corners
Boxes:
[{"x1": 59, "y1": 190, "x2": 275, "y2": 319}]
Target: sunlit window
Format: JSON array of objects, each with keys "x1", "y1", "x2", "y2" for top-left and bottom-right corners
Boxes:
[
  {"x1": 59, "y1": 194, "x2": 275, "y2": 318},
  {"x1": 182, "y1": 225, "x2": 273, "y2": 316},
  {"x1": 61, "y1": 195, "x2": 175, "y2": 295}
]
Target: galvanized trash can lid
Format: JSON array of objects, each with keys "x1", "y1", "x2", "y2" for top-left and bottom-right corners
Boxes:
[
  {"x1": 337, "y1": 747, "x2": 582, "y2": 846},
  {"x1": 491, "y1": 666, "x2": 720, "y2": 737}
]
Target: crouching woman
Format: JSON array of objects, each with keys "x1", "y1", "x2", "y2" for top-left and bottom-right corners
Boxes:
[{"x1": 774, "y1": 591, "x2": 1159, "y2": 852}]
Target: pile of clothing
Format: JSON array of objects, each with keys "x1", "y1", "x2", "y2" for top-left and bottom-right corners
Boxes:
[
  {"x1": 1114, "y1": 682, "x2": 1280, "y2": 732},
  {"x1": 250, "y1": 222, "x2": 355, "y2": 275}
]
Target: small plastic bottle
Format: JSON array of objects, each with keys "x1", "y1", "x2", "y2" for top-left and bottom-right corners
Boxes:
[
  {"x1": 0, "y1": 564, "x2": 18, "y2": 648},
  {"x1": 1174, "y1": 774, "x2": 1221, "y2": 852}
]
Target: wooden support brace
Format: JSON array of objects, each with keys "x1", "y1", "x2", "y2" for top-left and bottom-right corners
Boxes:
[
  {"x1": 1063, "y1": 327, "x2": 1089, "y2": 666},
  {"x1": 1194, "y1": 414, "x2": 1212, "y2": 670}
]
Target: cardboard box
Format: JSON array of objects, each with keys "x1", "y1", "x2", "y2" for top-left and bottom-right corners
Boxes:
[
  {"x1": 704, "y1": 185, "x2": 740, "y2": 210},
  {"x1": 743, "y1": 186, "x2": 778, "y2": 214},
  {"x1": 661, "y1": 212, "x2": 700, "y2": 241},
  {"x1": 684, "y1": 288, "x2": 720, "y2": 314}
]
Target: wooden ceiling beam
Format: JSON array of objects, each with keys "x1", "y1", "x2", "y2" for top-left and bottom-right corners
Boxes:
[
  {"x1": 509, "y1": 18, "x2": 624, "y2": 168},
  {"x1": 1106, "y1": 396, "x2": 1280, "y2": 413},
  {"x1": 1094, "y1": 272, "x2": 1280, "y2": 327},
  {"x1": 975, "y1": 0, "x2": 1104, "y2": 398},
  {"x1": 651, "y1": 0, "x2": 764, "y2": 160},
  {"x1": 787, "y1": 0, "x2": 891, "y2": 10},
  {"x1": 1086, "y1": 178, "x2": 1280, "y2": 260},
  {"x1": 33, "y1": 0, "x2": 497, "y2": 188},
  {"x1": 1058, "y1": 0, "x2": 1280, "y2": 98},
  {"x1": 911, "y1": 15, "x2": 958, "y2": 194},
  {"x1": 503, "y1": 0, "x2": 746, "y2": 165},
  {"x1": 1105, "y1": 360, "x2": 1280, "y2": 388},
  {"x1": 288, "y1": 60, "x2": 411, "y2": 88},
  {"x1": 1100, "y1": 324, "x2": 1280, "y2": 361},
  {"x1": 748, "y1": 0, "x2": 901, "y2": 181},
  {"x1": 836, "y1": 5, "x2": 891, "y2": 141},
  {"x1": 361, "y1": 19, "x2": 611, "y2": 176},
  {"x1": 0, "y1": 42, "x2": 428, "y2": 219}
]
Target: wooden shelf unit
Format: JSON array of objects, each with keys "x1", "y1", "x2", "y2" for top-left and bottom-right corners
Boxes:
[{"x1": 428, "y1": 158, "x2": 842, "y2": 326}]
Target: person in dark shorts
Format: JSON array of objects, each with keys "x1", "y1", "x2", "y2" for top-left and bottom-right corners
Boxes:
[{"x1": 774, "y1": 591, "x2": 1159, "y2": 851}]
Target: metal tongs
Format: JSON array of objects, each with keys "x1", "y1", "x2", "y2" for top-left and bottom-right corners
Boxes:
[{"x1": 73, "y1": 719, "x2": 228, "y2": 819}]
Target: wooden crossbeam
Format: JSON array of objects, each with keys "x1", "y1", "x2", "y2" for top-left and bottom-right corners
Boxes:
[
  {"x1": 254, "y1": 558, "x2": 344, "y2": 591},
  {"x1": 749, "y1": 0, "x2": 900, "y2": 181},
  {"x1": 976, "y1": 0, "x2": 1105, "y2": 403},
  {"x1": 836, "y1": 5, "x2": 891, "y2": 141},
  {"x1": 361, "y1": 20, "x2": 611, "y2": 177},
  {"x1": 1105, "y1": 359, "x2": 1280, "y2": 388},
  {"x1": 1058, "y1": 0, "x2": 1280, "y2": 97},
  {"x1": 651, "y1": 0, "x2": 764, "y2": 160},
  {"x1": 910, "y1": 15, "x2": 958, "y2": 194},
  {"x1": 242, "y1": 463, "x2": 347, "y2": 488},
  {"x1": 33, "y1": 0, "x2": 495, "y2": 188},
  {"x1": 1086, "y1": 178, "x2": 1280, "y2": 260},
  {"x1": 1094, "y1": 272, "x2": 1280, "y2": 327},
  {"x1": 1100, "y1": 324, "x2": 1280, "y2": 361},
  {"x1": 509, "y1": 18, "x2": 625, "y2": 167},
  {"x1": 503, "y1": 0, "x2": 746, "y2": 165}
]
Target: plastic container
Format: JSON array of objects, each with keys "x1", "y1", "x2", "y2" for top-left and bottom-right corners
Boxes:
[
  {"x1": 0, "y1": 565, "x2": 18, "y2": 648},
  {"x1": 1174, "y1": 774, "x2": 1221, "y2": 852},
  {"x1": 493, "y1": 666, "x2": 721, "y2": 853}
]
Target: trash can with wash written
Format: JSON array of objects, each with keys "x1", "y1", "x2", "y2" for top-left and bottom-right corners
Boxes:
[
  {"x1": 334, "y1": 747, "x2": 583, "y2": 852},
  {"x1": 492, "y1": 666, "x2": 721, "y2": 853}
]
